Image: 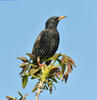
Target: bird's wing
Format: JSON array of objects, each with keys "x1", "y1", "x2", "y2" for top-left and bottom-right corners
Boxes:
[
  {"x1": 32, "y1": 30, "x2": 49, "y2": 53},
  {"x1": 33, "y1": 33, "x2": 42, "y2": 49}
]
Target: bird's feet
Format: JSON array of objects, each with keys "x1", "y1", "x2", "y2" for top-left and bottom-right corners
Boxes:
[
  {"x1": 37, "y1": 56, "x2": 44, "y2": 67},
  {"x1": 38, "y1": 63, "x2": 45, "y2": 67},
  {"x1": 46, "y1": 60, "x2": 51, "y2": 65}
]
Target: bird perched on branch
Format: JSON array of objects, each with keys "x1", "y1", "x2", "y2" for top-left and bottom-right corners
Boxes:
[{"x1": 32, "y1": 16, "x2": 67, "y2": 65}]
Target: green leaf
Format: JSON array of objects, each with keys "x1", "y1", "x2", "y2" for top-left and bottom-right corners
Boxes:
[
  {"x1": 18, "y1": 91, "x2": 23, "y2": 97},
  {"x1": 19, "y1": 63, "x2": 27, "y2": 68},
  {"x1": 43, "y1": 53, "x2": 61, "y2": 61},
  {"x1": 62, "y1": 74, "x2": 68, "y2": 83},
  {"x1": 22, "y1": 75, "x2": 28, "y2": 89},
  {"x1": 26, "y1": 53, "x2": 35, "y2": 60},
  {"x1": 19, "y1": 64, "x2": 29, "y2": 75},
  {"x1": 51, "y1": 77, "x2": 58, "y2": 83},
  {"x1": 61, "y1": 55, "x2": 67, "y2": 65},
  {"x1": 17, "y1": 57, "x2": 28, "y2": 62},
  {"x1": 32, "y1": 87, "x2": 37, "y2": 92},
  {"x1": 29, "y1": 64, "x2": 37, "y2": 68},
  {"x1": 49, "y1": 81, "x2": 53, "y2": 94},
  {"x1": 31, "y1": 76, "x2": 36, "y2": 79},
  {"x1": 53, "y1": 84, "x2": 56, "y2": 90},
  {"x1": 43, "y1": 84, "x2": 48, "y2": 90},
  {"x1": 57, "y1": 59, "x2": 61, "y2": 65},
  {"x1": 29, "y1": 68, "x2": 41, "y2": 75},
  {"x1": 6, "y1": 96, "x2": 17, "y2": 100},
  {"x1": 67, "y1": 56, "x2": 77, "y2": 67},
  {"x1": 59, "y1": 64, "x2": 66, "y2": 79},
  {"x1": 32, "y1": 82, "x2": 39, "y2": 92}
]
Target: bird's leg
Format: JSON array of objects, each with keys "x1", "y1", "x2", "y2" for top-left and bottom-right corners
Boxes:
[
  {"x1": 37, "y1": 57, "x2": 44, "y2": 67},
  {"x1": 45, "y1": 60, "x2": 51, "y2": 65}
]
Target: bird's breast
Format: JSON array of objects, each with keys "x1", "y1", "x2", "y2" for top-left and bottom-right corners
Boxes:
[
  {"x1": 49, "y1": 29, "x2": 60, "y2": 43},
  {"x1": 48, "y1": 29, "x2": 60, "y2": 51}
]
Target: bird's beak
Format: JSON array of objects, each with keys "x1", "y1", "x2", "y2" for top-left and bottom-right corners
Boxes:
[{"x1": 58, "y1": 16, "x2": 67, "y2": 20}]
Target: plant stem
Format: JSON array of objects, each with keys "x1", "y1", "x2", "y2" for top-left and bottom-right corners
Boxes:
[{"x1": 35, "y1": 81, "x2": 43, "y2": 100}]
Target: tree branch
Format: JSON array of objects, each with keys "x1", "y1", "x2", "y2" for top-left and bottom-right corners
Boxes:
[{"x1": 35, "y1": 81, "x2": 43, "y2": 100}]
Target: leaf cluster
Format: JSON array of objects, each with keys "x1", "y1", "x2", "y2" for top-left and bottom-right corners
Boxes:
[
  {"x1": 17, "y1": 53, "x2": 76, "y2": 94},
  {"x1": 6, "y1": 91, "x2": 28, "y2": 100}
]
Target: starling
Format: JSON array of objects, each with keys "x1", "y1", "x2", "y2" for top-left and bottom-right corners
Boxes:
[{"x1": 32, "y1": 16, "x2": 66, "y2": 64}]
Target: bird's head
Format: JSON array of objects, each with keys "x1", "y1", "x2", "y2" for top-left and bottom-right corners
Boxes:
[{"x1": 45, "y1": 16, "x2": 67, "y2": 29}]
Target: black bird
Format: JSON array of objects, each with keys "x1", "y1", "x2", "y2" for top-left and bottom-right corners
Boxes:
[{"x1": 32, "y1": 16, "x2": 66, "y2": 65}]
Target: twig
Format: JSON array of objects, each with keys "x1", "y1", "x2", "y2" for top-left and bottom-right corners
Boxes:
[{"x1": 35, "y1": 81, "x2": 43, "y2": 100}]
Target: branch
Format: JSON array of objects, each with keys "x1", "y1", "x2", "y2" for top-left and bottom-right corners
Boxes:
[
  {"x1": 35, "y1": 81, "x2": 43, "y2": 100},
  {"x1": 12, "y1": 53, "x2": 77, "y2": 100}
]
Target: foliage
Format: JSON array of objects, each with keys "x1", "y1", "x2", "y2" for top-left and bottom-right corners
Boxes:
[
  {"x1": 17, "y1": 53, "x2": 76, "y2": 94},
  {"x1": 6, "y1": 91, "x2": 28, "y2": 100}
]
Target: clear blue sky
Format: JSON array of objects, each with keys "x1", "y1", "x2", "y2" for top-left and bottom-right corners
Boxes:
[{"x1": 0, "y1": 0, "x2": 97, "y2": 100}]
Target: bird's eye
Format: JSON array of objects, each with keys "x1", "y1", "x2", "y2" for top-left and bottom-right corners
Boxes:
[{"x1": 55, "y1": 17, "x2": 58, "y2": 21}]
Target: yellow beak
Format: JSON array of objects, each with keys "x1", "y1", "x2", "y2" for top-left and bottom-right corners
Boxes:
[{"x1": 58, "y1": 16, "x2": 67, "y2": 20}]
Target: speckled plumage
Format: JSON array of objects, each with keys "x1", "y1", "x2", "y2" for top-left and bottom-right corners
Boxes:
[{"x1": 32, "y1": 16, "x2": 65, "y2": 63}]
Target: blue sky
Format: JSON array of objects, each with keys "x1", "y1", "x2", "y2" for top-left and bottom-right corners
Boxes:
[{"x1": 0, "y1": 0, "x2": 97, "y2": 100}]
